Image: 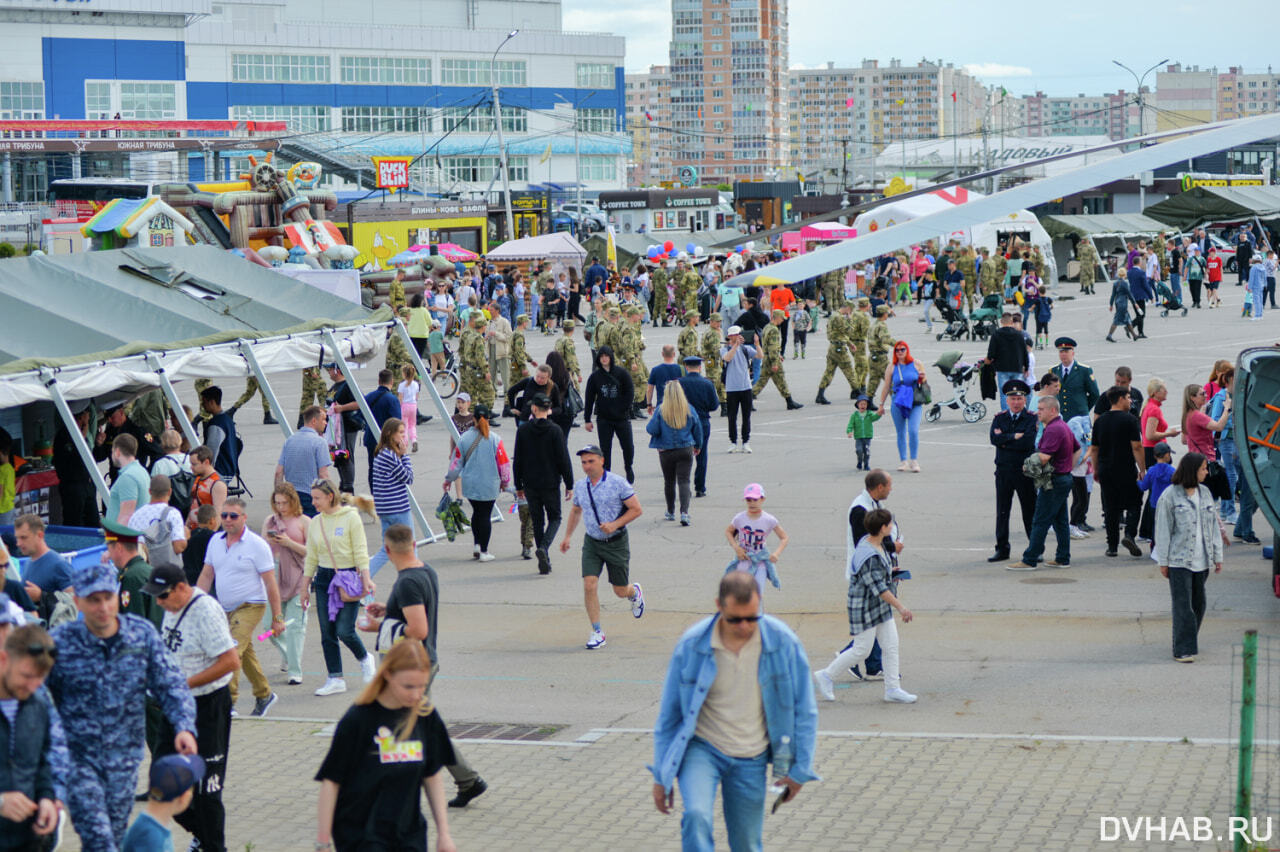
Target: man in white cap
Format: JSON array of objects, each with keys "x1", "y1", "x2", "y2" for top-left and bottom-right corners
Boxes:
[{"x1": 720, "y1": 325, "x2": 758, "y2": 454}]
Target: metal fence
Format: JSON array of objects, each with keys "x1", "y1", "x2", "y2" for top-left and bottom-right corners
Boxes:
[{"x1": 1230, "y1": 631, "x2": 1280, "y2": 852}]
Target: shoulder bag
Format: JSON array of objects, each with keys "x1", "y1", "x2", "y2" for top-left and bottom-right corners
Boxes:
[{"x1": 317, "y1": 517, "x2": 363, "y2": 603}]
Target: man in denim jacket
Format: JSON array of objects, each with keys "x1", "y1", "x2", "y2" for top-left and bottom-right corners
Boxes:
[{"x1": 650, "y1": 572, "x2": 819, "y2": 850}]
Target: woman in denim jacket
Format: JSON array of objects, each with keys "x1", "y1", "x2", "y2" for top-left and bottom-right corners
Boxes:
[
  {"x1": 646, "y1": 381, "x2": 703, "y2": 526},
  {"x1": 1154, "y1": 452, "x2": 1223, "y2": 663}
]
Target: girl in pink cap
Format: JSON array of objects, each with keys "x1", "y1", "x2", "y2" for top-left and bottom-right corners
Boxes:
[{"x1": 724, "y1": 483, "x2": 789, "y2": 598}]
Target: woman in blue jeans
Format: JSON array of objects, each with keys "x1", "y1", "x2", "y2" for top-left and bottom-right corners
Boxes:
[
  {"x1": 367, "y1": 418, "x2": 414, "y2": 577},
  {"x1": 876, "y1": 340, "x2": 924, "y2": 472}
]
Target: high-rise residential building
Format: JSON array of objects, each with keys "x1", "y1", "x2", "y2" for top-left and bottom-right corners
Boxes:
[
  {"x1": 1154, "y1": 63, "x2": 1280, "y2": 129},
  {"x1": 669, "y1": 0, "x2": 788, "y2": 185},
  {"x1": 625, "y1": 65, "x2": 671, "y2": 186},
  {"x1": 787, "y1": 59, "x2": 985, "y2": 183},
  {"x1": 1017, "y1": 91, "x2": 1144, "y2": 139}
]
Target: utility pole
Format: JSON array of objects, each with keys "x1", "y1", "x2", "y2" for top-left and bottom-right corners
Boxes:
[
  {"x1": 1113, "y1": 58, "x2": 1168, "y2": 146},
  {"x1": 840, "y1": 137, "x2": 849, "y2": 194},
  {"x1": 491, "y1": 29, "x2": 519, "y2": 241}
]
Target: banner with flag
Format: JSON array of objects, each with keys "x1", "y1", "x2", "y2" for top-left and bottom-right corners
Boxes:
[
  {"x1": 539, "y1": 142, "x2": 553, "y2": 164},
  {"x1": 606, "y1": 225, "x2": 618, "y2": 269}
]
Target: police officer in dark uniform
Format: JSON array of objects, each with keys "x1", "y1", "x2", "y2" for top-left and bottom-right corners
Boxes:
[
  {"x1": 989, "y1": 379, "x2": 1038, "y2": 562},
  {"x1": 1050, "y1": 337, "x2": 1100, "y2": 421}
]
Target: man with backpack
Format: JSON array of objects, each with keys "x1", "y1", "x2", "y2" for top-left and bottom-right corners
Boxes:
[
  {"x1": 130, "y1": 475, "x2": 188, "y2": 582},
  {"x1": 197, "y1": 386, "x2": 240, "y2": 481}
]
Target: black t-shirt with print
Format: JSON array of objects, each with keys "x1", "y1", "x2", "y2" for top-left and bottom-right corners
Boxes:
[{"x1": 316, "y1": 701, "x2": 455, "y2": 852}]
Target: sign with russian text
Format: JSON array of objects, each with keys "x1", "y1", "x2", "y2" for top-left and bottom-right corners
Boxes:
[{"x1": 372, "y1": 156, "x2": 412, "y2": 189}]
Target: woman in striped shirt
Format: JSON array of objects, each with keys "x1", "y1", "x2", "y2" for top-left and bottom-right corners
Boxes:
[{"x1": 368, "y1": 418, "x2": 414, "y2": 578}]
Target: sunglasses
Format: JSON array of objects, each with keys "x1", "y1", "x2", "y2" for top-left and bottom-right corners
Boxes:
[
  {"x1": 155, "y1": 589, "x2": 173, "y2": 600},
  {"x1": 894, "y1": 347, "x2": 907, "y2": 353},
  {"x1": 24, "y1": 644, "x2": 57, "y2": 660},
  {"x1": 220, "y1": 512, "x2": 242, "y2": 520},
  {"x1": 723, "y1": 614, "x2": 762, "y2": 624}
]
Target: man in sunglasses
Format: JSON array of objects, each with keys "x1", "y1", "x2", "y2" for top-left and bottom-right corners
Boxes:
[
  {"x1": 47, "y1": 560, "x2": 196, "y2": 852},
  {"x1": 651, "y1": 572, "x2": 819, "y2": 849},
  {"x1": 146, "y1": 563, "x2": 239, "y2": 852}
]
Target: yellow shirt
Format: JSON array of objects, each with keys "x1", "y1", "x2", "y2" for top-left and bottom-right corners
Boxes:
[
  {"x1": 303, "y1": 506, "x2": 369, "y2": 576},
  {"x1": 693, "y1": 626, "x2": 768, "y2": 758},
  {"x1": 0, "y1": 463, "x2": 13, "y2": 514}
]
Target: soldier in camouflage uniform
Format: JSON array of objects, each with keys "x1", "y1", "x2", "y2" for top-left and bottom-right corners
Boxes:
[
  {"x1": 701, "y1": 312, "x2": 726, "y2": 409},
  {"x1": 751, "y1": 310, "x2": 804, "y2": 410},
  {"x1": 460, "y1": 312, "x2": 495, "y2": 409},
  {"x1": 957, "y1": 246, "x2": 978, "y2": 312},
  {"x1": 299, "y1": 366, "x2": 327, "y2": 424},
  {"x1": 388, "y1": 268, "x2": 407, "y2": 313},
  {"x1": 555, "y1": 320, "x2": 583, "y2": 384},
  {"x1": 49, "y1": 560, "x2": 197, "y2": 852},
  {"x1": 866, "y1": 304, "x2": 895, "y2": 401},
  {"x1": 1154, "y1": 232, "x2": 1168, "y2": 280},
  {"x1": 977, "y1": 247, "x2": 998, "y2": 297},
  {"x1": 849, "y1": 297, "x2": 872, "y2": 393},
  {"x1": 622, "y1": 306, "x2": 648, "y2": 414},
  {"x1": 384, "y1": 306, "x2": 413, "y2": 378},
  {"x1": 651, "y1": 263, "x2": 670, "y2": 326},
  {"x1": 604, "y1": 305, "x2": 626, "y2": 355},
  {"x1": 1076, "y1": 239, "x2": 1098, "y2": 294},
  {"x1": 672, "y1": 260, "x2": 692, "y2": 323},
  {"x1": 591, "y1": 300, "x2": 614, "y2": 355},
  {"x1": 815, "y1": 303, "x2": 859, "y2": 404},
  {"x1": 681, "y1": 262, "x2": 701, "y2": 316},
  {"x1": 192, "y1": 378, "x2": 277, "y2": 425},
  {"x1": 821, "y1": 267, "x2": 845, "y2": 315},
  {"x1": 677, "y1": 309, "x2": 700, "y2": 362},
  {"x1": 509, "y1": 314, "x2": 537, "y2": 391}
]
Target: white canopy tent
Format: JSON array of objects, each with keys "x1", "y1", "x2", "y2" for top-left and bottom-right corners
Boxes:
[{"x1": 484, "y1": 232, "x2": 587, "y2": 263}]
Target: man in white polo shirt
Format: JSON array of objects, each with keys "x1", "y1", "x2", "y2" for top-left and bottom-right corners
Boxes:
[{"x1": 196, "y1": 496, "x2": 284, "y2": 717}]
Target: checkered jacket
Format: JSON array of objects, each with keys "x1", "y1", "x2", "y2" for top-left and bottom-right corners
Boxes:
[{"x1": 847, "y1": 541, "x2": 895, "y2": 634}]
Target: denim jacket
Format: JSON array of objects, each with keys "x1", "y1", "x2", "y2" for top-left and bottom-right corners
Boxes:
[
  {"x1": 649, "y1": 614, "x2": 820, "y2": 792},
  {"x1": 645, "y1": 411, "x2": 703, "y2": 450},
  {"x1": 1154, "y1": 484, "x2": 1223, "y2": 570}
]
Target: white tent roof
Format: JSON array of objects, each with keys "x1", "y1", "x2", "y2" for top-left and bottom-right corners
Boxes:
[{"x1": 485, "y1": 232, "x2": 587, "y2": 262}]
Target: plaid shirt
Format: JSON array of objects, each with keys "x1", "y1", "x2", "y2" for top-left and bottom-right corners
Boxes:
[{"x1": 847, "y1": 540, "x2": 894, "y2": 634}]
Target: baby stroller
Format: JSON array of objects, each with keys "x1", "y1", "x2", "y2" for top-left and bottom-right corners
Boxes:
[
  {"x1": 924, "y1": 351, "x2": 988, "y2": 423},
  {"x1": 969, "y1": 293, "x2": 1002, "y2": 340},
  {"x1": 934, "y1": 298, "x2": 971, "y2": 342},
  {"x1": 1155, "y1": 281, "x2": 1188, "y2": 317}
]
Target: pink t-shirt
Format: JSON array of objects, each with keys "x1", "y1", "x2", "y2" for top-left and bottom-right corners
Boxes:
[
  {"x1": 1140, "y1": 399, "x2": 1167, "y2": 448},
  {"x1": 733, "y1": 510, "x2": 778, "y2": 566},
  {"x1": 1183, "y1": 410, "x2": 1217, "y2": 460}
]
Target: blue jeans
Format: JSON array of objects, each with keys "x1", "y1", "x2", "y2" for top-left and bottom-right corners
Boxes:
[
  {"x1": 1169, "y1": 273, "x2": 1181, "y2": 303},
  {"x1": 1250, "y1": 281, "x2": 1265, "y2": 318},
  {"x1": 890, "y1": 404, "x2": 922, "y2": 460},
  {"x1": 996, "y1": 371, "x2": 1022, "y2": 410},
  {"x1": 1021, "y1": 474, "x2": 1073, "y2": 565},
  {"x1": 1219, "y1": 436, "x2": 1239, "y2": 519},
  {"x1": 312, "y1": 567, "x2": 368, "y2": 677},
  {"x1": 368, "y1": 510, "x2": 413, "y2": 577},
  {"x1": 677, "y1": 737, "x2": 767, "y2": 852},
  {"x1": 693, "y1": 420, "x2": 710, "y2": 493},
  {"x1": 751, "y1": 356, "x2": 762, "y2": 384},
  {"x1": 1234, "y1": 457, "x2": 1257, "y2": 539}
]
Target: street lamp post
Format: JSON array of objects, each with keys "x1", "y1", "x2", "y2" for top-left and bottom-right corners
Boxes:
[
  {"x1": 1112, "y1": 58, "x2": 1168, "y2": 210},
  {"x1": 492, "y1": 29, "x2": 519, "y2": 242}
]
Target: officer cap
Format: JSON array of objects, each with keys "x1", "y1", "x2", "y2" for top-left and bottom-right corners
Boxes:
[
  {"x1": 875, "y1": 304, "x2": 891, "y2": 316},
  {"x1": 1002, "y1": 379, "x2": 1031, "y2": 396},
  {"x1": 72, "y1": 560, "x2": 119, "y2": 598},
  {"x1": 682, "y1": 355, "x2": 704, "y2": 366},
  {"x1": 708, "y1": 312, "x2": 722, "y2": 322},
  {"x1": 102, "y1": 517, "x2": 143, "y2": 544},
  {"x1": 684, "y1": 310, "x2": 699, "y2": 320},
  {"x1": 563, "y1": 320, "x2": 575, "y2": 330},
  {"x1": 1054, "y1": 336, "x2": 1077, "y2": 350}
]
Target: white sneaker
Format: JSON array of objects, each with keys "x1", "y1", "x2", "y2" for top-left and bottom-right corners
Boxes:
[
  {"x1": 472, "y1": 544, "x2": 481, "y2": 559},
  {"x1": 727, "y1": 442, "x2": 740, "y2": 454},
  {"x1": 884, "y1": 687, "x2": 918, "y2": 704},
  {"x1": 314, "y1": 677, "x2": 347, "y2": 697},
  {"x1": 478, "y1": 552, "x2": 496, "y2": 562},
  {"x1": 1069, "y1": 525, "x2": 1089, "y2": 540},
  {"x1": 361, "y1": 654, "x2": 378, "y2": 683},
  {"x1": 586, "y1": 630, "x2": 606, "y2": 650},
  {"x1": 813, "y1": 669, "x2": 836, "y2": 701},
  {"x1": 742, "y1": 442, "x2": 753, "y2": 454},
  {"x1": 630, "y1": 583, "x2": 645, "y2": 618}
]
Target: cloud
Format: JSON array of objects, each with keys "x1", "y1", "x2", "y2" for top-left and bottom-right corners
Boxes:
[
  {"x1": 963, "y1": 63, "x2": 1034, "y2": 78},
  {"x1": 562, "y1": 1, "x2": 670, "y2": 71}
]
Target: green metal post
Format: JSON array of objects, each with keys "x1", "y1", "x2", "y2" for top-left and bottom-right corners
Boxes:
[{"x1": 1234, "y1": 629, "x2": 1257, "y2": 852}]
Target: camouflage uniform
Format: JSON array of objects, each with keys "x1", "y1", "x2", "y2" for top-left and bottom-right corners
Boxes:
[
  {"x1": 49, "y1": 611, "x2": 195, "y2": 852},
  {"x1": 555, "y1": 328, "x2": 582, "y2": 383},
  {"x1": 622, "y1": 310, "x2": 648, "y2": 405},
  {"x1": 818, "y1": 310, "x2": 858, "y2": 395},
  {"x1": 1076, "y1": 240, "x2": 1097, "y2": 294},
  {"x1": 389, "y1": 275, "x2": 406, "y2": 313},
  {"x1": 509, "y1": 320, "x2": 533, "y2": 389},
  {"x1": 651, "y1": 267, "x2": 670, "y2": 325},
  {"x1": 681, "y1": 268, "x2": 701, "y2": 315},
  {"x1": 957, "y1": 250, "x2": 978, "y2": 312},
  {"x1": 701, "y1": 318, "x2": 726, "y2": 405},
  {"x1": 821, "y1": 268, "x2": 845, "y2": 314},
  {"x1": 592, "y1": 312, "x2": 614, "y2": 354},
  {"x1": 385, "y1": 319, "x2": 412, "y2": 378},
  {"x1": 604, "y1": 308, "x2": 626, "y2": 354},
  {"x1": 866, "y1": 309, "x2": 895, "y2": 401},
  {"x1": 1032, "y1": 247, "x2": 1047, "y2": 282},
  {"x1": 677, "y1": 311, "x2": 700, "y2": 362},
  {"x1": 300, "y1": 366, "x2": 327, "y2": 418},
  {"x1": 978, "y1": 251, "x2": 1001, "y2": 297},
  {"x1": 1154, "y1": 234, "x2": 1169, "y2": 279},
  {"x1": 849, "y1": 303, "x2": 872, "y2": 392},
  {"x1": 459, "y1": 320, "x2": 494, "y2": 408},
  {"x1": 751, "y1": 319, "x2": 791, "y2": 400}
]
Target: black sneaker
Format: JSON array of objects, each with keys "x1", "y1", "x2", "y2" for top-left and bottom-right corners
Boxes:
[
  {"x1": 1078, "y1": 522, "x2": 1095, "y2": 533},
  {"x1": 448, "y1": 777, "x2": 488, "y2": 808},
  {"x1": 535, "y1": 548, "x2": 552, "y2": 574},
  {"x1": 251, "y1": 692, "x2": 278, "y2": 717},
  {"x1": 986, "y1": 551, "x2": 1010, "y2": 563},
  {"x1": 1120, "y1": 536, "x2": 1142, "y2": 557},
  {"x1": 1105, "y1": 549, "x2": 1118, "y2": 557}
]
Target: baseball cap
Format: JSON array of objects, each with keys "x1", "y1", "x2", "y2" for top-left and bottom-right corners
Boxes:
[
  {"x1": 456, "y1": 391, "x2": 471, "y2": 402},
  {"x1": 148, "y1": 754, "x2": 205, "y2": 802},
  {"x1": 71, "y1": 561, "x2": 119, "y2": 598},
  {"x1": 727, "y1": 325, "x2": 743, "y2": 336},
  {"x1": 1154, "y1": 441, "x2": 1174, "y2": 457},
  {"x1": 576, "y1": 444, "x2": 604, "y2": 457},
  {"x1": 530, "y1": 392, "x2": 552, "y2": 409},
  {"x1": 143, "y1": 564, "x2": 187, "y2": 597},
  {"x1": 743, "y1": 483, "x2": 766, "y2": 500}
]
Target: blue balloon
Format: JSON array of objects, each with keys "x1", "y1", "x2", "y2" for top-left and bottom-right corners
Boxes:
[
  {"x1": 685, "y1": 242, "x2": 697, "y2": 254},
  {"x1": 734, "y1": 244, "x2": 744, "y2": 253},
  {"x1": 647, "y1": 246, "x2": 661, "y2": 259}
]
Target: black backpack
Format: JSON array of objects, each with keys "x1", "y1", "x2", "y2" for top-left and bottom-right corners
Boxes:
[{"x1": 167, "y1": 455, "x2": 194, "y2": 513}]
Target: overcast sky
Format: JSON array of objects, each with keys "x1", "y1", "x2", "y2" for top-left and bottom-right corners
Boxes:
[{"x1": 563, "y1": 0, "x2": 1280, "y2": 97}]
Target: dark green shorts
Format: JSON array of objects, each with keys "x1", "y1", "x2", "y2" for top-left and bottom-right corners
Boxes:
[{"x1": 581, "y1": 531, "x2": 631, "y2": 587}]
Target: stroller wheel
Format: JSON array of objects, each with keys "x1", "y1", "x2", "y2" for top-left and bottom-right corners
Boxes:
[
  {"x1": 963, "y1": 401, "x2": 987, "y2": 423},
  {"x1": 925, "y1": 405, "x2": 942, "y2": 423}
]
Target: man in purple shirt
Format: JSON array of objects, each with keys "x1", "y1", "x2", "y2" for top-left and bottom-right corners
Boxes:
[{"x1": 1008, "y1": 396, "x2": 1079, "y2": 571}]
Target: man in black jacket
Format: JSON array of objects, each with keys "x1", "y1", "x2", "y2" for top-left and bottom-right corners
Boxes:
[
  {"x1": 678, "y1": 356, "x2": 719, "y2": 498},
  {"x1": 513, "y1": 394, "x2": 574, "y2": 574},
  {"x1": 988, "y1": 379, "x2": 1038, "y2": 562},
  {"x1": 582, "y1": 345, "x2": 636, "y2": 482},
  {"x1": 984, "y1": 313, "x2": 1029, "y2": 411},
  {"x1": 735, "y1": 296, "x2": 771, "y2": 385},
  {"x1": 0, "y1": 622, "x2": 63, "y2": 848}
]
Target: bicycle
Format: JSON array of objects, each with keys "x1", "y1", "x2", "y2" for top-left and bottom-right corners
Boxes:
[{"x1": 431, "y1": 342, "x2": 459, "y2": 399}]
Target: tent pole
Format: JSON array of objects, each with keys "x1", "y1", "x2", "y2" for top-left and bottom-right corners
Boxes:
[
  {"x1": 237, "y1": 342, "x2": 294, "y2": 441},
  {"x1": 321, "y1": 329, "x2": 448, "y2": 547},
  {"x1": 391, "y1": 318, "x2": 461, "y2": 446},
  {"x1": 145, "y1": 353, "x2": 201, "y2": 451},
  {"x1": 39, "y1": 369, "x2": 110, "y2": 506}
]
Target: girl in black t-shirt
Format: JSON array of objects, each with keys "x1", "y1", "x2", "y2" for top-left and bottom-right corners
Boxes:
[{"x1": 316, "y1": 642, "x2": 456, "y2": 852}]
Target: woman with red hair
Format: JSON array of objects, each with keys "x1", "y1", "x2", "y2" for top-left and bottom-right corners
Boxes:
[{"x1": 876, "y1": 340, "x2": 925, "y2": 472}]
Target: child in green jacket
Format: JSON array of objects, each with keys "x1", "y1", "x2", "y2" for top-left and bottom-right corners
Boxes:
[{"x1": 846, "y1": 395, "x2": 881, "y2": 470}]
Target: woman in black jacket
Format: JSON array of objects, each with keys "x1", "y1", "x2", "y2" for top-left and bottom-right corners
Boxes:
[
  {"x1": 582, "y1": 345, "x2": 636, "y2": 481},
  {"x1": 545, "y1": 350, "x2": 576, "y2": 442},
  {"x1": 506, "y1": 365, "x2": 563, "y2": 427}
]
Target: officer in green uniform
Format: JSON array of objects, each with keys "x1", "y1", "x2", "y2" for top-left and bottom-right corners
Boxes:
[
  {"x1": 751, "y1": 309, "x2": 804, "y2": 410},
  {"x1": 103, "y1": 517, "x2": 161, "y2": 628},
  {"x1": 815, "y1": 303, "x2": 858, "y2": 404},
  {"x1": 849, "y1": 297, "x2": 872, "y2": 394},
  {"x1": 555, "y1": 320, "x2": 583, "y2": 384},
  {"x1": 866, "y1": 304, "x2": 895, "y2": 401},
  {"x1": 677, "y1": 310, "x2": 700, "y2": 363},
  {"x1": 651, "y1": 263, "x2": 670, "y2": 326},
  {"x1": 1050, "y1": 336, "x2": 1101, "y2": 420},
  {"x1": 509, "y1": 314, "x2": 537, "y2": 390},
  {"x1": 460, "y1": 312, "x2": 495, "y2": 409},
  {"x1": 701, "y1": 312, "x2": 726, "y2": 409},
  {"x1": 1076, "y1": 239, "x2": 1097, "y2": 295},
  {"x1": 957, "y1": 246, "x2": 978, "y2": 312}
]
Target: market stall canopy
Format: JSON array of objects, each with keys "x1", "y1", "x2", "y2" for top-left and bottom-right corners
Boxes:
[
  {"x1": 485, "y1": 232, "x2": 587, "y2": 263},
  {"x1": 0, "y1": 244, "x2": 386, "y2": 408},
  {"x1": 583, "y1": 228, "x2": 741, "y2": 270},
  {"x1": 1144, "y1": 185, "x2": 1280, "y2": 229},
  {"x1": 1040, "y1": 213, "x2": 1176, "y2": 240},
  {"x1": 800, "y1": 222, "x2": 857, "y2": 241}
]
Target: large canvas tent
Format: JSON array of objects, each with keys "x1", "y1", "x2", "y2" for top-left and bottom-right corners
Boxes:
[
  {"x1": 1144, "y1": 185, "x2": 1280, "y2": 229},
  {"x1": 484, "y1": 232, "x2": 587, "y2": 263},
  {"x1": 582, "y1": 228, "x2": 741, "y2": 271},
  {"x1": 1039, "y1": 213, "x2": 1178, "y2": 285}
]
